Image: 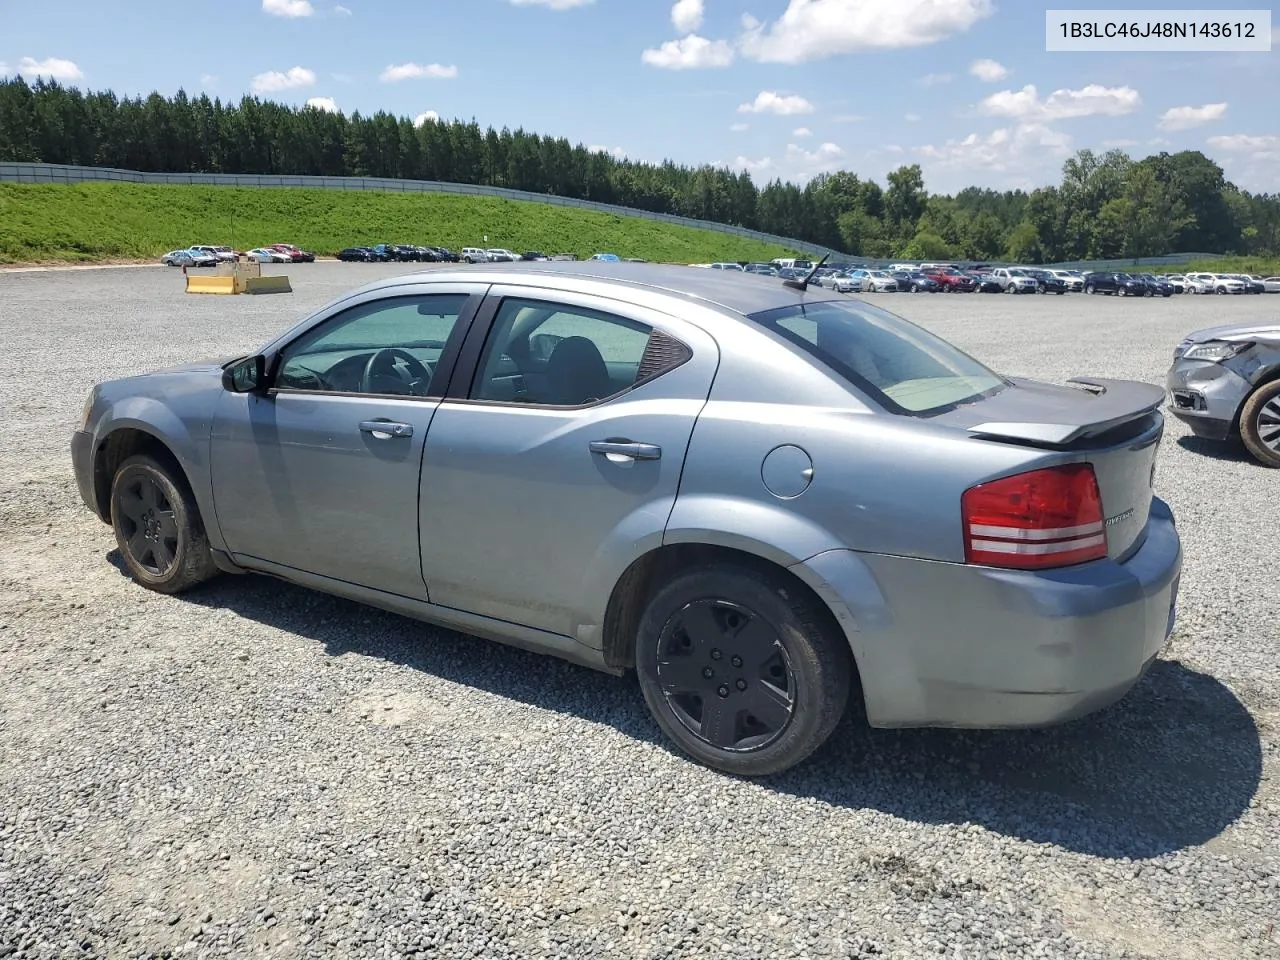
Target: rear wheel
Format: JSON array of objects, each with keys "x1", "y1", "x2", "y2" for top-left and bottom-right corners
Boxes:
[
  {"x1": 1240, "y1": 380, "x2": 1280, "y2": 468},
  {"x1": 636, "y1": 565, "x2": 852, "y2": 777},
  {"x1": 110, "y1": 454, "x2": 218, "y2": 594}
]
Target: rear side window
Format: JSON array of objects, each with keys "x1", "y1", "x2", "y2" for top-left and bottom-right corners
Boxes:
[{"x1": 749, "y1": 299, "x2": 1006, "y2": 415}]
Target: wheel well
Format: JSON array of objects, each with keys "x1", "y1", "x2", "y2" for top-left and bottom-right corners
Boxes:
[
  {"x1": 601, "y1": 542, "x2": 860, "y2": 682},
  {"x1": 1232, "y1": 365, "x2": 1280, "y2": 434},
  {"x1": 92, "y1": 429, "x2": 186, "y2": 520}
]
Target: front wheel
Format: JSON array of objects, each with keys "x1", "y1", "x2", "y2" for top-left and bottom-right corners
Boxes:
[
  {"x1": 1240, "y1": 380, "x2": 1280, "y2": 468},
  {"x1": 636, "y1": 565, "x2": 852, "y2": 777},
  {"x1": 110, "y1": 454, "x2": 218, "y2": 594},
  {"x1": 1084, "y1": 283, "x2": 1095, "y2": 295}
]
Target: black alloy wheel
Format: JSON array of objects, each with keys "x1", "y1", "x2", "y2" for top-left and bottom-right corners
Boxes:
[
  {"x1": 115, "y1": 472, "x2": 179, "y2": 577},
  {"x1": 654, "y1": 599, "x2": 795, "y2": 752},
  {"x1": 636, "y1": 565, "x2": 852, "y2": 776}
]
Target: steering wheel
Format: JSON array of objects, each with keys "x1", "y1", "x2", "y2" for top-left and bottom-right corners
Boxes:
[{"x1": 361, "y1": 348, "x2": 432, "y2": 396}]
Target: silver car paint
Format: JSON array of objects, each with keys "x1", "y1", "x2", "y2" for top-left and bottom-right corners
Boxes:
[
  {"x1": 1166, "y1": 321, "x2": 1280, "y2": 439},
  {"x1": 71, "y1": 263, "x2": 1182, "y2": 730}
]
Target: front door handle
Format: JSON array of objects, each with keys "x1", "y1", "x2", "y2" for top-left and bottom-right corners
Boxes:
[
  {"x1": 589, "y1": 439, "x2": 662, "y2": 461},
  {"x1": 360, "y1": 420, "x2": 413, "y2": 439}
]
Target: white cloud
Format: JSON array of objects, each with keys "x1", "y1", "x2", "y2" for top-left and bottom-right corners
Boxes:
[
  {"x1": 979, "y1": 83, "x2": 1141, "y2": 122},
  {"x1": 730, "y1": 155, "x2": 777, "y2": 176},
  {"x1": 918, "y1": 72, "x2": 954, "y2": 87},
  {"x1": 508, "y1": 0, "x2": 593, "y2": 7},
  {"x1": 739, "y1": 0, "x2": 994, "y2": 63},
  {"x1": 737, "y1": 90, "x2": 815, "y2": 115},
  {"x1": 730, "y1": 122, "x2": 750, "y2": 132},
  {"x1": 1157, "y1": 102, "x2": 1227, "y2": 131},
  {"x1": 904, "y1": 112, "x2": 921, "y2": 122},
  {"x1": 413, "y1": 111, "x2": 440, "y2": 127},
  {"x1": 969, "y1": 58, "x2": 1007, "y2": 82},
  {"x1": 792, "y1": 126, "x2": 812, "y2": 137},
  {"x1": 333, "y1": 3, "x2": 351, "y2": 13},
  {"x1": 671, "y1": 0, "x2": 703, "y2": 32},
  {"x1": 200, "y1": 74, "x2": 219, "y2": 86},
  {"x1": 915, "y1": 123, "x2": 1073, "y2": 190},
  {"x1": 884, "y1": 144, "x2": 904, "y2": 153},
  {"x1": 380, "y1": 62, "x2": 458, "y2": 82},
  {"x1": 732, "y1": 141, "x2": 845, "y2": 183},
  {"x1": 250, "y1": 66, "x2": 316, "y2": 94},
  {"x1": 641, "y1": 35, "x2": 734, "y2": 68},
  {"x1": 12, "y1": 56, "x2": 83, "y2": 81},
  {"x1": 589, "y1": 144, "x2": 627, "y2": 159},
  {"x1": 262, "y1": 0, "x2": 313, "y2": 16},
  {"x1": 1207, "y1": 134, "x2": 1280, "y2": 156},
  {"x1": 1102, "y1": 138, "x2": 1139, "y2": 148},
  {"x1": 305, "y1": 96, "x2": 339, "y2": 112}
]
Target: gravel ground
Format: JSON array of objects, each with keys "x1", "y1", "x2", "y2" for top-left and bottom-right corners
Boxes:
[{"x1": 1, "y1": 263, "x2": 1277, "y2": 960}]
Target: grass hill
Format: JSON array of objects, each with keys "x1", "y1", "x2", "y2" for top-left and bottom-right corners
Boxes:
[{"x1": 0, "y1": 183, "x2": 799, "y2": 265}]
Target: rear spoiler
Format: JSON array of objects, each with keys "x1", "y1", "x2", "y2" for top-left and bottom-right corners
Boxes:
[{"x1": 967, "y1": 378, "x2": 1165, "y2": 446}]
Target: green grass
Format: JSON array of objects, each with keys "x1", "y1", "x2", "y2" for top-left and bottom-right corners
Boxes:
[
  {"x1": 0, "y1": 182, "x2": 799, "y2": 265},
  {"x1": 1180, "y1": 256, "x2": 1280, "y2": 277}
]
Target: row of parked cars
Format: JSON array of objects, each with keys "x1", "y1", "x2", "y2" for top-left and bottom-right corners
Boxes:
[
  {"x1": 335, "y1": 245, "x2": 644, "y2": 264},
  {"x1": 695, "y1": 259, "x2": 1280, "y2": 298},
  {"x1": 160, "y1": 244, "x2": 316, "y2": 267}
]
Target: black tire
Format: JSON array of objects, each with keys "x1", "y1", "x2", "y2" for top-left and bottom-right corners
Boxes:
[
  {"x1": 636, "y1": 564, "x2": 852, "y2": 776},
  {"x1": 1240, "y1": 380, "x2": 1280, "y2": 468},
  {"x1": 1084, "y1": 283, "x2": 1095, "y2": 295},
  {"x1": 1216, "y1": 286, "x2": 1227, "y2": 295},
  {"x1": 110, "y1": 454, "x2": 218, "y2": 594}
]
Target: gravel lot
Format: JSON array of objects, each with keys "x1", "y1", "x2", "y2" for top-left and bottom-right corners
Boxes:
[{"x1": 1, "y1": 263, "x2": 1277, "y2": 959}]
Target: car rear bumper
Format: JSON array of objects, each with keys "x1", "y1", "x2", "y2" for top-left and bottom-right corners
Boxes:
[
  {"x1": 797, "y1": 498, "x2": 1181, "y2": 729},
  {"x1": 1165, "y1": 359, "x2": 1250, "y2": 439},
  {"x1": 71, "y1": 429, "x2": 103, "y2": 519}
]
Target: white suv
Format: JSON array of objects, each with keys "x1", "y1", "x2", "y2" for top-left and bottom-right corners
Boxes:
[
  {"x1": 485, "y1": 248, "x2": 519, "y2": 262},
  {"x1": 460, "y1": 247, "x2": 490, "y2": 263},
  {"x1": 991, "y1": 267, "x2": 1038, "y2": 294}
]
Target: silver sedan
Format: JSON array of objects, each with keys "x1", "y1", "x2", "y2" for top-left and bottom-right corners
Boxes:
[
  {"x1": 1167, "y1": 320, "x2": 1280, "y2": 466},
  {"x1": 70, "y1": 264, "x2": 1182, "y2": 776}
]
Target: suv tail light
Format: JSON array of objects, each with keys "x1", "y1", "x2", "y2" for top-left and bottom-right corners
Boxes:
[{"x1": 962, "y1": 464, "x2": 1107, "y2": 569}]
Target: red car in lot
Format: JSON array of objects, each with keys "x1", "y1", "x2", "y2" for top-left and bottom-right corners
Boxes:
[
  {"x1": 271, "y1": 244, "x2": 316, "y2": 263},
  {"x1": 924, "y1": 268, "x2": 977, "y2": 292}
]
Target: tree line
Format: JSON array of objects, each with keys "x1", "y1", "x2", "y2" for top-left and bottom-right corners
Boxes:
[{"x1": 1, "y1": 77, "x2": 1277, "y2": 262}]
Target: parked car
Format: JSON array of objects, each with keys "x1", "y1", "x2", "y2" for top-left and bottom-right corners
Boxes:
[
  {"x1": 924, "y1": 268, "x2": 977, "y2": 292},
  {"x1": 744, "y1": 263, "x2": 779, "y2": 277},
  {"x1": 1136, "y1": 274, "x2": 1174, "y2": 298},
  {"x1": 1227, "y1": 274, "x2": 1265, "y2": 294},
  {"x1": 1156, "y1": 275, "x2": 1186, "y2": 294},
  {"x1": 1197, "y1": 273, "x2": 1247, "y2": 295},
  {"x1": 190, "y1": 244, "x2": 238, "y2": 263},
  {"x1": 521, "y1": 251, "x2": 550, "y2": 262},
  {"x1": 246, "y1": 247, "x2": 289, "y2": 263},
  {"x1": 160, "y1": 250, "x2": 196, "y2": 267},
  {"x1": 272, "y1": 244, "x2": 315, "y2": 263},
  {"x1": 481, "y1": 249, "x2": 516, "y2": 263},
  {"x1": 828, "y1": 272, "x2": 860, "y2": 293},
  {"x1": 1168, "y1": 320, "x2": 1280, "y2": 467},
  {"x1": 336, "y1": 247, "x2": 374, "y2": 262},
  {"x1": 71, "y1": 262, "x2": 1181, "y2": 776},
  {"x1": 969, "y1": 272, "x2": 1004, "y2": 294},
  {"x1": 1179, "y1": 273, "x2": 1215, "y2": 295},
  {"x1": 1047, "y1": 269, "x2": 1084, "y2": 292},
  {"x1": 431, "y1": 248, "x2": 461, "y2": 263},
  {"x1": 1082, "y1": 272, "x2": 1146, "y2": 297},
  {"x1": 589, "y1": 253, "x2": 622, "y2": 262},
  {"x1": 710, "y1": 262, "x2": 745, "y2": 272},
  {"x1": 890, "y1": 271, "x2": 940, "y2": 293},
  {"x1": 1024, "y1": 269, "x2": 1067, "y2": 295},
  {"x1": 1262, "y1": 276, "x2": 1280, "y2": 293},
  {"x1": 460, "y1": 247, "x2": 490, "y2": 264},
  {"x1": 991, "y1": 268, "x2": 1038, "y2": 294},
  {"x1": 860, "y1": 270, "x2": 900, "y2": 293}
]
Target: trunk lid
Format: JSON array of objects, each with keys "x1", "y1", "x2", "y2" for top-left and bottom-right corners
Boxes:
[{"x1": 934, "y1": 377, "x2": 1164, "y2": 560}]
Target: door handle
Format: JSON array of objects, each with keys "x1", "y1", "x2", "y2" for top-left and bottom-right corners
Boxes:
[
  {"x1": 589, "y1": 439, "x2": 662, "y2": 461},
  {"x1": 359, "y1": 420, "x2": 413, "y2": 439}
]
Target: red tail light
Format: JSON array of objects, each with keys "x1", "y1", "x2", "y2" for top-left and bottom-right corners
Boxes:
[{"x1": 962, "y1": 464, "x2": 1107, "y2": 569}]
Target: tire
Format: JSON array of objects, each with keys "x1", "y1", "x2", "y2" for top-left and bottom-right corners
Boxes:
[
  {"x1": 1056, "y1": 290, "x2": 1065, "y2": 295},
  {"x1": 1085, "y1": 283, "x2": 1095, "y2": 295},
  {"x1": 1216, "y1": 286, "x2": 1227, "y2": 295},
  {"x1": 635, "y1": 564, "x2": 852, "y2": 777},
  {"x1": 1239, "y1": 380, "x2": 1280, "y2": 468},
  {"x1": 110, "y1": 454, "x2": 218, "y2": 594}
]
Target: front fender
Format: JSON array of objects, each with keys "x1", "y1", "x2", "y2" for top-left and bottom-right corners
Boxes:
[{"x1": 90, "y1": 396, "x2": 221, "y2": 549}]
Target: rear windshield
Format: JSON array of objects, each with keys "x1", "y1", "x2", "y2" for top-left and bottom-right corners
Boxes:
[{"x1": 748, "y1": 299, "x2": 1007, "y2": 415}]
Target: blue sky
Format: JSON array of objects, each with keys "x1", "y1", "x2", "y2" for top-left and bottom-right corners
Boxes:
[{"x1": 2, "y1": 0, "x2": 1277, "y2": 194}]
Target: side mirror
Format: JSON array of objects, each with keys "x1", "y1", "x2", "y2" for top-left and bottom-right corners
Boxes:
[
  {"x1": 222, "y1": 355, "x2": 266, "y2": 393},
  {"x1": 529, "y1": 332, "x2": 563, "y2": 361}
]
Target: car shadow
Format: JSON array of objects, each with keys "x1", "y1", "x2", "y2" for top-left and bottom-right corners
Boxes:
[
  {"x1": 138, "y1": 556, "x2": 1262, "y2": 861},
  {"x1": 1175, "y1": 434, "x2": 1256, "y2": 464}
]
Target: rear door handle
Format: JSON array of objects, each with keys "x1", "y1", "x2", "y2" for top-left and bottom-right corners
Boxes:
[
  {"x1": 360, "y1": 420, "x2": 413, "y2": 439},
  {"x1": 589, "y1": 439, "x2": 662, "y2": 461}
]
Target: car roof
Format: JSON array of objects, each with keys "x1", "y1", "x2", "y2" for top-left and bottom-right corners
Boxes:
[{"x1": 366, "y1": 261, "x2": 841, "y2": 316}]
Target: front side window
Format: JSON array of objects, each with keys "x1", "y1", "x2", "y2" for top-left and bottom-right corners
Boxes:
[
  {"x1": 749, "y1": 299, "x2": 1007, "y2": 415},
  {"x1": 276, "y1": 293, "x2": 469, "y2": 396},
  {"x1": 470, "y1": 298, "x2": 666, "y2": 406}
]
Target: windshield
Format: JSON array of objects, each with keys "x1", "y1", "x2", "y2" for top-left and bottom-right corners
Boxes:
[{"x1": 748, "y1": 299, "x2": 1007, "y2": 415}]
